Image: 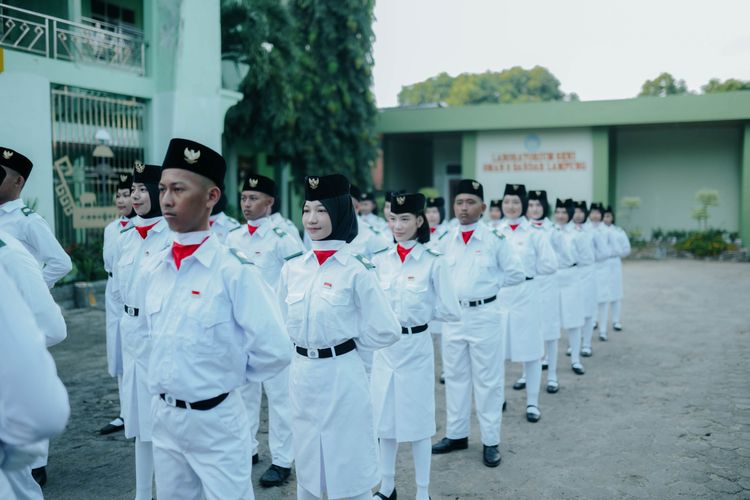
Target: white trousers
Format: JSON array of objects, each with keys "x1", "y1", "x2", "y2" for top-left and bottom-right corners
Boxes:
[
  {"x1": 4, "y1": 466, "x2": 42, "y2": 500},
  {"x1": 443, "y1": 302, "x2": 505, "y2": 446},
  {"x1": 151, "y1": 391, "x2": 254, "y2": 500},
  {"x1": 242, "y1": 366, "x2": 294, "y2": 467}
]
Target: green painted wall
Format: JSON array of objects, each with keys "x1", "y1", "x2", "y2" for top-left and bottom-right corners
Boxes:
[
  {"x1": 592, "y1": 127, "x2": 610, "y2": 204},
  {"x1": 740, "y1": 124, "x2": 750, "y2": 245},
  {"x1": 461, "y1": 132, "x2": 477, "y2": 179},
  {"x1": 615, "y1": 125, "x2": 741, "y2": 238}
]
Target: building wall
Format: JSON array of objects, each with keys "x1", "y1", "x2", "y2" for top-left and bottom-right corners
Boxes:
[
  {"x1": 614, "y1": 125, "x2": 741, "y2": 237},
  {"x1": 431, "y1": 135, "x2": 461, "y2": 197},
  {"x1": 382, "y1": 135, "x2": 433, "y2": 192}
]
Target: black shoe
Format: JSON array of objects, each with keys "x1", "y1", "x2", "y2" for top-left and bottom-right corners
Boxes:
[
  {"x1": 613, "y1": 322, "x2": 623, "y2": 332},
  {"x1": 541, "y1": 363, "x2": 548, "y2": 371},
  {"x1": 259, "y1": 464, "x2": 291, "y2": 487},
  {"x1": 526, "y1": 405, "x2": 541, "y2": 423},
  {"x1": 512, "y1": 379, "x2": 526, "y2": 390},
  {"x1": 373, "y1": 488, "x2": 397, "y2": 500},
  {"x1": 599, "y1": 334, "x2": 608, "y2": 341},
  {"x1": 32, "y1": 466, "x2": 47, "y2": 487},
  {"x1": 252, "y1": 453, "x2": 259, "y2": 465},
  {"x1": 546, "y1": 380, "x2": 559, "y2": 393},
  {"x1": 571, "y1": 363, "x2": 585, "y2": 375},
  {"x1": 432, "y1": 437, "x2": 468, "y2": 454},
  {"x1": 99, "y1": 417, "x2": 125, "y2": 435},
  {"x1": 502, "y1": 400, "x2": 507, "y2": 412},
  {"x1": 439, "y1": 374, "x2": 445, "y2": 384},
  {"x1": 593, "y1": 322, "x2": 598, "y2": 330},
  {"x1": 581, "y1": 348, "x2": 592, "y2": 357},
  {"x1": 482, "y1": 445, "x2": 501, "y2": 467}
]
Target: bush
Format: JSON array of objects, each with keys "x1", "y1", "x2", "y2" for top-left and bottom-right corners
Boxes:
[
  {"x1": 63, "y1": 239, "x2": 107, "y2": 283},
  {"x1": 674, "y1": 229, "x2": 736, "y2": 257}
]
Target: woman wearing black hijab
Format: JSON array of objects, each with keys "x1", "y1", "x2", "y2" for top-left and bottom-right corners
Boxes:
[{"x1": 277, "y1": 174, "x2": 400, "y2": 500}]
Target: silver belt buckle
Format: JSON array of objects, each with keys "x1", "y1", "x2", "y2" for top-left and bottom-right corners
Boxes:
[
  {"x1": 307, "y1": 348, "x2": 319, "y2": 359},
  {"x1": 164, "y1": 394, "x2": 177, "y2": 407},
  {"x1": 459, "y1": 299, "x2": 470, "y2": 307},
  {"x1": 126, "y1": 306, "x2": 134, "y2": 316}
]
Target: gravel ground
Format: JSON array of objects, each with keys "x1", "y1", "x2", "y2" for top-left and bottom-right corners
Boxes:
[{"x1": 41, "y1": 259, "x2": 750, "y2": 499}]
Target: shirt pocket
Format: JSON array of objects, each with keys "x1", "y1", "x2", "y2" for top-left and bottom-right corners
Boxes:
[
  {"x1": 318, "y1": 289, "x2": 353, "y2": 334},
  {"x1": 284, "y1": 291, "x2": 305, "y2": 328},
  {"x1": 185, "y1": 298, "x2": 232, "y2": 355}
]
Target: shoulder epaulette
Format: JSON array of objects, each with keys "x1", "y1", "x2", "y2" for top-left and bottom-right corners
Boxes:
[
  {"x1": 120, "y1": 225, "x2": 135, "y2": 234},
  {"x1": 227, "y1": 216, "x2": 240, "y2": 226},
  {"x1": 229, "y1": 247, "x2": 253, "y2": 265},
  {"x1": 438, "y1": 231, "x2": 449, "y2": 240},
  {"x1": 0, "y1": 238, "x2": 5, "y2": 248},
  {"x1": 228, "y1": 225, "x2": 243, "y2": 233},
  {"x1": 21, "y1": 206, "x2": 34, "y2": 217},
  {"x1": 353, "y1": 253, "x2": 376, "y2": 270},
  {"x1": 372, "y1": 247, "x2": 388, "y2": 255},
  {"x1": 530, "y1": 223, "x2": 542, "y2": 230},
  {"x1": 367, "y1": 224, "x2": 381, "y2": 235},
  {"x1": 284, "y1": 251, "x2": 303, "y2": 261},
  {"x1": 426, "y1": 248, "x2": 442, "y2": 257},
  {"x1": 273, "y1": 227, "x2": 287, "y2": 238},
  {"x1": 492, "y1": 229, "x2": 506, "y2": 240}
]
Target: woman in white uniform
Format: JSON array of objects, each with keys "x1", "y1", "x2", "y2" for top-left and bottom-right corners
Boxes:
[
  {"x1": 424, "y1": 196, "x2": 451, "y2": 384},
  {"x1": 572, "y1": 201, "x2": 598, "y2": 358},
  {"x1": 278, "y1": 174, "x2": 401, "y2": 500},
  {"x1": 100, "y1": 173, "x2": 134, "y2": 435},
  {"x1": 526, "y1": 190, "x2": 572, "y2": 393},
  {"x1": 587, "y1": 203, "x2": 615, "y2": 342},
  {"x1": 602, "y1": 206, "x2": 630, "y2": 332},
  {"x1": 371, "y1": 193, "x2": 460, "y2": 500},
  {"x1": 555, "y1": 199, "x2": 587, "y2": 376},
  {"x1": 498, "y1": 184, "x2": 557, "y2": 423},
  {"x1": 487, "y1": 199, "x2": 503, "y2": 228}
]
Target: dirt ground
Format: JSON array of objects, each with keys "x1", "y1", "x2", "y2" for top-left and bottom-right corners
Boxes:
[{"x1": 41, "y1": 260, "x2": 750, "y2": 499}]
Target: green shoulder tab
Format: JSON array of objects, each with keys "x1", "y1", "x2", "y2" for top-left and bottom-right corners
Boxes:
[
  {"x1": 353, "y1": 253, "x2": 376, "y2": 270},
  {"x1": 492, "y1": 229, "x2": 506, "y2": 240},
  {"x1": 21, "y1": 206, "x2": 34, "y2": 217},
  {"x1": 0, "y1": 238, "x2": 5, "y2": 249},
  {"x1": 438, "y1": 230, "x2": 449, "y2": 240},
  {"x1": 120, "y1": 225, "x2": 135, "y2": 234},
  {"x1": 284, "y1": 251, "x2": 303, "y2": 261},
  {"x1": 367, "y1": 224, "x2": 381, "y2": 235},
  {"x1": 227, "y1": 216, "x2": 240, "y2": 226},
  {"x1": 273, "y1": 227, "x2": 287, "y2": 238},
  {"x1": 530, "y1": 223, "x2": 542, "y2": 230},
  {"x1": 372, "y1": 247, "x2": 388, "y2": 255},
  {"x1": 230, "y1": 247, "x2": 253, "y2": 265},
  {"x1": 426, "y1": 248, "x2": 442, "y2": 257},
  {"x1": 228, "y1": 225, "x2": 243, "y2": 233}
]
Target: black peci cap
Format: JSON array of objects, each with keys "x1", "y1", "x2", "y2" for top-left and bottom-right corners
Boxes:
[
  {"x1": 0, "y1": 147, "x2": 32, "y2": 180},
  {"x1": 390, "y1": 193, "x2": 426, "y2": 215},
  {"x1": 132, "y1": 161, "x2": 162, "y2": 185},
  {"x1": 116, "y1": 172, "x2": 133, "y2": 190},
  {"x1": 503, "y1": 183, "x2": 527, "y2": 199},
  {"x1": 305, "y1": 174, "x2": 350, "y2": 201},
  {"x1": 455, "y1": 179, "x2": 484, "y2": 200},
  {"x1": 161, "y1": 138, "x2": 226, "y2": 190},
  {"x1": 241, "y1": 174, "x2": 276, "y2": 197},
  {"x1": 426, "y1": 196, "x2": 444, "y2": 208}
]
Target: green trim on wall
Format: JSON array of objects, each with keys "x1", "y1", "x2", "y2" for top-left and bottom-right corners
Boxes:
[
  {"x1": 461, "y1": 132, "x2": 476, "y2": 179},
  {"x1": 741, "y1": 123, "x2": 750, "y2": 245},
  {"x1": 592, "y1": 127, "x2": 610, "y2": 204},
  {"x1": 377, "y1": 92, "x2": 750, "y2": 135}
]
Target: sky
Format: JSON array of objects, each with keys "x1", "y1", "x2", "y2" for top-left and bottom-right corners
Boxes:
[{"x1": 371, "y1": 0, "x2": 750, "y2": 107}]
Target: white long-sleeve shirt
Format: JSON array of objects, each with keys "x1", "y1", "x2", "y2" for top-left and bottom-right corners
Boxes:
[{"x1": 496, "y1": 217, "x2": 558, "y2": 278}]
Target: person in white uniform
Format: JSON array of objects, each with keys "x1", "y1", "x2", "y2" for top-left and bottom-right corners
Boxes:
[
  {"x1": 209, "y1": 193, "x2": 241, "y2": 243},
  {"x1": 432, "y1": 179, "x2": 524, "y2": 468},
  {"x1": 113, "y1": 161, "x2": 173, "y2": 500},
  {"x1": 603, "y1": 206, "x2": 630, "y2": 332},
  {"x1": 586, "y1": 202, "x2": 615, "y2": 343},
  {"x1": 554, "y1": 199, "x2": 587, "y2": 376},
  {"x1": 497, "y1": 184, "x2": 557, "y2": 423},
  {"x1": 349, "y1": 185, "x2": 390, "y2": 259},
  {"x1": 371, "y1": 193, "x2": 461, "y2": 500},
  {"x1": 277, "y1": 174, "x2": 400, "y2": 500},
  {"x1": 358, "y1": 191, "x2": 389, "y2": 234},
  {"x1": 424, "y1": 196, "x2": 451, "y2": 384},
  {"x1": 526, "y1": 190, "x2": 572, "y2": 393},
  {"x1": 146, "y1": 138, "x2": 292, "y2": 500},
  {"x1": 226, "y1": 174, "x2": 304, "y2": 488},
  {"x1": 0, "y1": 268, "x2": 70, "y2": 500},
  {"x1": 572, "y1": 201, "x2": 598, "y2": 358},
  {"x1": 487, "y1": 199, "x2": 503, "y2": 229},
  {"x1": 100, "y1": 173, "x2": 135, "y2": 436},
  {"x1": 0, "y1": 147, "x2": 72, "y2": 288}
]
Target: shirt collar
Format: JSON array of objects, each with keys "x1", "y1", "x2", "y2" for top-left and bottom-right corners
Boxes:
[
  {"x1": 164, "y1": 232, "x2": 217, "y2": 269},
  {"x1": 0, "y1": 198, "x2": 24, "y2": 213}
]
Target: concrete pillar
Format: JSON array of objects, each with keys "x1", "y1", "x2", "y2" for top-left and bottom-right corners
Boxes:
[
  {"x1": 461, "y1": 132, "x2": 477, "y2": 179},
  {"x1": 740, "y1": 123, "x2": 750, "y2": 246},
  {"x1": 592, "y1": 127, "x2": 610, "y2": 204}
]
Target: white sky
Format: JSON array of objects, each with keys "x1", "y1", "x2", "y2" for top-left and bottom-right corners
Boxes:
[{"x1": 372, "y1": 0, "x2": 750, "y2": 107}]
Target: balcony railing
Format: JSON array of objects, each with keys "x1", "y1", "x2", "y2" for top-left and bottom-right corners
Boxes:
[{"x1": 0, "y1": 3, "x2": 145, "y2": 75}]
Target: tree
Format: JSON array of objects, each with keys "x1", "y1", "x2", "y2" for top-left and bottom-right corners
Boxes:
[
  {"x1": 638, "y1": 72, "x2": 689, "y2": 97},
  {"x1": 691, "y1": 189, "x2": 719, "y2": 230},
  {"x1": 397, "y1": 66, "x2": 573, "y2": 107},
  {"x1": 222, "y1": 0, "x2": 298, "y2": 159},
  {"x1": 288, "y1": 0, "x2": 379, "y2": 189},
  {"x1": 701, "y1": 78, "x2": 750, "y2": 93}
]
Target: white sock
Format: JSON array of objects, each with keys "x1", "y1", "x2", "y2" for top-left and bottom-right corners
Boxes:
[
  {"x1": 598, "y1": 302, "x2": 609, "y2": 337},
  {"x1": 524, "y1": 359, "x2": 542, "y2": 408},
  {"x1": 378, "y1": 438, "x2": 398, "y2": 496},
  {"x1": 545, "y1": 340, "x2": 558, "y2": 382},
  {"x1": 566, "y1": 327, "x2": 582, "y2": 364},
  {"x1": 412, "y1": 438, "x2": 431, "y2": 500},
  {"x1": 582, "y1": 316, "x2": 594, "y2": 349},
  {"x1": 612, "y1": 300, "x2": 622, "y2": 324},
  {"x1": 134, "y1": 438, "x2": 154, "y2": 500}
]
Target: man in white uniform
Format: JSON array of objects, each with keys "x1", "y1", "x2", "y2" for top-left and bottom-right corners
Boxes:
[
  {"x1": 0, "y1": 147, "x2": 72, "y2": 287},
  {"x1": 432, "y1": 179, "x2": 525, "y2": 468}
]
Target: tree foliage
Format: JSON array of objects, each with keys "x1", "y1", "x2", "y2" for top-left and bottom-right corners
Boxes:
[
  {"x1": 701, "y1": 78, "x2": 750, "y2": 93},
  {"x1": 397, "y1": 66, "x2": 575, "y2": 107},
  {"x1": 222, "y1": 0, "x2": 298, "y2": 158},
  {"x1": 637, "y1": 72, "x2": 689, "y2": 97},
  {"x1": 288, "y1": 0, "x2": 379, "y2": 188}
]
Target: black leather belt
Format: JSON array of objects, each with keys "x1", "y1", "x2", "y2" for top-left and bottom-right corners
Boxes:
[
  {"x1": 570, "y1": 263, "x2": 577, "y2": 268},
  {"x1": 107, "y1": 271, "x2": 113, "y2": 278},
  {"x1": 401, "y1": 324, "x2": 428, "y2": 334},
  {"x1": 295, "y1": 338, "x2": 356, "y2": 359},
  {"x1": 124, "y1": 305, "x2": 139, "y2": 317},
  {"x1": 525, "y1": 276, "x2": 534, "y2": 281},
  {"x1": 460, "y1": 295, "x2": 497, "y2": 307},
  {"x1": 160, "y1": 392, "x2": 228, "y2": 411}
]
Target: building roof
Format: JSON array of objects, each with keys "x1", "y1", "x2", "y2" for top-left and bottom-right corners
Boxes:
[{"x1": 376, "y1": 91, "x2": 750, "y2": 134}]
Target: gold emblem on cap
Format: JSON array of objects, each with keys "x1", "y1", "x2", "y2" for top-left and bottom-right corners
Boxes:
[
  {"x1": 396, "y1": 195, "x2": 406, "y2": 205},
  {"x1": 536, "y1": 190, "x2": 541, "y2": 196},
  {"x1": 2, "y1": 150, "x2": 13, "y2": 160},
  {"x1": 119, "y1": 174, "x2": 128, "y2": 182},
  {"x1": 248, "y1": 177, "x2": 259, "y2": 188},
  {"x1": 134, "y1": 161, "x2": 145, "y2": 173},
  {"x1": 428, "y1": 198, "x2": 435, "y2": 203},
  {"x1": 308, "y1": 177, "x2": 320, "y2": 190},
  {"x1": 472, "y1": 181, "x2": 480, "y2": 190},
  {"x1": 513, "y1": 184, "x2": 519, "y2": 190},
  {"x1": 184, "y1": 148, "x2": 201, "y2": 165}
]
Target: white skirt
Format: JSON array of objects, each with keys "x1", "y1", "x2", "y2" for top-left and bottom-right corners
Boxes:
[
  {"x1": 499, "y1": 280, "x2": 544, "y2": 362},
  {"x1": 536, "y1": 274, "x2": 561, "y2": 341},
  {"x1": 557, "y1": 267, "x2": 585, "y2": 329},
  {"x1": 577, "y1": 265, "x2": 597, "y2": 319},
  {"x1": 608, "y1": 257, "x2": 623, "y2": 301}
]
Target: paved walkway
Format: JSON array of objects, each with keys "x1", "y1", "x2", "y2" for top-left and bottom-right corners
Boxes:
[{"x1": 43, "y1": 260, "x2": 750, "y2": 499}]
